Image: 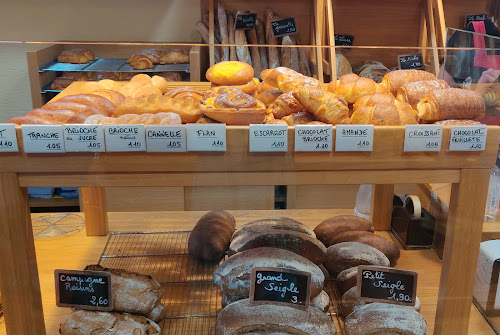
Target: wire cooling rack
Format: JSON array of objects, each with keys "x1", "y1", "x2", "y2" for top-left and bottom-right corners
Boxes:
[{"x1": 98, "y1": 231, "x2": 343, "y2": 335}]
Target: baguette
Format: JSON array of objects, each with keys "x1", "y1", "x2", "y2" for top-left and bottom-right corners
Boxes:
[
  {"x1": 218, "y1": 2, "x2": 229, "y2": 62},
  {"x1": 234, "y1": 12, "x2": 252, "y2": 66},
  {"x1": 227, "y1": 13, "x2": 237, "y2": 61},
  {"x1": 255, "y1": 19, "x2": 269, "y2": 71},
  {"x1": 247, "y1": 28, "x2": 262, "y2": 77},
  {"x1": 197, "y1": 21, "x2": 221, "y2": 63},
  {"x1": 265, "y1": 9, "x2": 280, "y2": 69},
  {"x1": 296, "y1": 35, "x2": 312, "y2": 76}
]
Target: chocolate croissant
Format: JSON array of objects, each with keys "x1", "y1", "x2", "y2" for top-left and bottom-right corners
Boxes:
[
  {"x1": 396, "y1": 80, "x2": 450, "y2": 108},
  {"x1": 292, "y1": 87, "x2": 350, "y2": 125},
  {"x1": 417, "y1": 88, "x2": 486, "y2": 121}
]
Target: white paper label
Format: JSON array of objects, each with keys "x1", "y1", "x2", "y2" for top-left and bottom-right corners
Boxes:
[
  {"x1": 404, "y1": 125, "x2": 443, "y2": 152},
  {"x1": 186, "y1": 124, "x2": 226, "y2": 151},
  {"x1": 294, "y1": 125, "x2": 333, "y2": 152},
  {"x1": 335, "y1": 125, "x2": 374, "y2": 152},
  {"x1": 22, "y1": 125, "x2": 65, "y2": 153},
  {"x1": 63, "y1": 124, "x2": 105, "y2": 152},
  {"x1": 0, "y1": 123, "x2": 19, "y2": 152},
  {"x1": 146, "y1": 125, "x2": 186, "y2": 152},
  {"x1": 448, "y1": 126, "x2": 487, "y2": 151},
  {"x1": 104, "y1": 125, "x2": 146, "y2": 152},
  {"x1": 249, "y1": 124, "x2": 288, "y2": 152}
]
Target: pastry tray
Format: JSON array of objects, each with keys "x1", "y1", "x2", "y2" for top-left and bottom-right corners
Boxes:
[
  {"x1": 98, "y1": 231, "x2": 345, "y2": 335},
  {"x1": 39, "y1": 58, "x2": 190, "y2": 73}
]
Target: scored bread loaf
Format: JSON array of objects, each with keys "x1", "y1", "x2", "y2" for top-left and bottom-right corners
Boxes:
[
  {"x1": 314, "y1": 215, "x2": 374, "y2": 247},
  {"x1": 85, "y1": 264, "x2": 164, "y2": 322},
  {"x1": 188, "y1": 210, "x2": 236, "y2": 262},
  {"x1": 214, "y1": 247, "x2": 325, "y2": 298},
  {"x1": 381, "y1": 69, "x2": 437, "y2": 96},
  {"x1": 231, "y1": 216, "x2": 316, "y2": 241},
  {"x1": 417, "y1": 88, "x2": 486, "y2": 121},
  {"x1": 228, "y1": 229, "x2": 327, "y2": 265},
  {"x1": 216, "y1": 298, "x2": 337, "y2": 335},
  {"x1": 396, "y1": 80, "x2": 450, "y2": 109},
  {"x1": 324, "y1": 242, "x2": 390, "y2": 276},
  {"x1": 59, "y1": 310, "x2": 160, "y2": 335},
  {"x1": 336, "y1": 266, "x2": 359, "y2": 296},
  {"x1": 218, "y1": 1, "x2": 229, "y2": 62}
]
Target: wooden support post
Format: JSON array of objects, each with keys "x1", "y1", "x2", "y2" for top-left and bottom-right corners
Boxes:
[
  {"x1": 434, "y1": 169, "x2": 490, "y2": 335},
  {"x1": 0, "y1": 173, "x2": 45, "y2": 335},
  {"x1": 314, "y1": 0, "x2": 325, "y2": 83},
  {"x1": 370, "y1": 184, "x2": 394, "y2": 231},
  {"x1": 426, "y1": 0, "x2": 440, "y2": 76},
  {"x1": 208, "y1": 0, "x2": 215, "y2": 66},
  {"x1": 81, "y1": 186, "x2": 108, "y2": 236},
  {"x1": 433, "y1": 0, "x2": 447, "y2": 47},
  {"x1": 419, "y1": 9, "x2": 428, "y2": 64},
  {"x1": 326, "y1": 0, "x2": 337, "y2": 80}
]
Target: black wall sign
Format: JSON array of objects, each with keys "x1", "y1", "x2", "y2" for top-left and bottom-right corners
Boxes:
[
  {"x1": 236, "y1": 13, "x2": 257, "y2": 30},
  {"x1": 398, "y1": 53, "x2": 424, "y2": 70},
  {"x1": 250, "y1": 267, "x2": 311, "y2": 308},
  {"x1": 357, "y1": 266, "x2": 418, "y2": 306},
  {"x1": 466, "y1": 14, "x2": 488, "y2": 26},
  {"x1": 271, "y1": 17, "x2": 298, "y2": 37},
  {"x1": 55, "y1": 269, "x2": 112, "y2": 311},
  {"x1": 335, "y1": 34, "x2": 354, "y2": 46}
]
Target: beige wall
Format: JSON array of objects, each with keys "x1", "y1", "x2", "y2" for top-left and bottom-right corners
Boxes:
[{"x1": 0, "y1": 0, "x2": 201, "y2": 121}]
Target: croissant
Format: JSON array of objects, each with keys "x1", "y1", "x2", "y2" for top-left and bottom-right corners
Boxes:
[
  {"x1": 417, "y1": 88, "x2": 486, "y2": 121},
  {"x1": 292, "y1": 87, "x2": 350, "y2": 125},
  {"x1": 160, "y1": 49, "x2": 190, "y2": 64},
  {"x1": 84, "y1": 112, "x2": 182, "y2": 125},
  {"x1": 351, "y1": 103, "x2": 418, "y2": 125},
  {"x1": 267, "y1": 92, "x2": 306, "y2": 118},
  {"x1": 396, "y1": 80, "x2": 450, "y2": 108},
  {"x1": 331, "y1": 74, "x2": 390, "y2": 104},
  {"x1": 381, "y1": 70, "x2": 437, "y2": 96},
  {"x1": 353, "y1": 93, "x2": 418, "y2": 121},
  {"x1": 127, "y1": 54, "x2": 154, "y2": 70},
  {"x1": 281, "y1": 112, "x2": 315, "y2": 125},
  {"x1": 482, "y1": 84, "x2": 500, "y2": 107},
  {"x1": 277, "y1": 72, "x2": 321, "y2": 93},
  {"x1": 58, "y1": 48, "x2": 95, "y2": 64}
]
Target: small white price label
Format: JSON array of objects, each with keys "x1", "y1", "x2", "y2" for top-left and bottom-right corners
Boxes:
[
  {"x1": 22, "y1": 125, "x2": 65, "y2": 153},
  {"x1": 104, "y1": 125, "x2": 146, "y2": 152},
  {"x1": 0, "y1": 123, "x2": 19, "y2": 152},
  {"x1": 335, "y1": 125, "x2": 374, "y2": 152},
  {"x1": 294, "y1": 125, "x2": 332, "y2": 152},
  {"x1": 186, "y1": 124, "x2": 226, "y2": 151},
  {"x1": 249, "y1": 124, "x2": 288, "y2": 152},
  {"x1": 404, "y1": 125, "x2": 443, "y2": 152},
  {"x1": 64, "y1": 124, "x2": 105, "y2": 152},
  {"x1": 146, "y1": 125, "x2": 186, "y2": 152},
  {"x1": 448, "y1": 126, "x2": 487, "y2": 151}
]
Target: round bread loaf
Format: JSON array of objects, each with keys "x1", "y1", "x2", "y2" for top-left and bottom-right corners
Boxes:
[
  {"x1": 344, "y1": 302, "x2": 426, "y2": 335},
  {"x1": 324, "y1": 242, "x2": 390, "y2": 276},
  {"x1": 336, "y1": 266, "x2": 359, "y2": 296},
  {"x1": 216, "y1": 298, "x2": 337, "y2": 335},
  {"x1": 188, "y1": 210, "x2": 236, "y2": 262},
  {"x1": 342, "y1": 286, "x2": 421, "y2": 316},
  {"x1": 319, "y1": 264, "x2": 331, "y2": 281},
  {"x1": 221, "y1": 294, "x2": 246, "y2": 308},
  {"x1": 314, "y1": 215, "x2": 374, "y2": 246},
  {"x1": 231, "y1": 216, "x2": 316, "y2": 241},
  {"x1": 329, "y1": 231, "x2": 400, "y2": 266},
  {"x1": 206, "y1": 61, "x2": 254, "y2": 85},
  {"x1": 214, "y1": 247, "x2": 325, "y2": 298},
  {"x1": 228, "y1": 229, "x2": 326, "y2": 265},
  {"x1": 312, "y1": 290, "x2": 331, "y2": 313}
]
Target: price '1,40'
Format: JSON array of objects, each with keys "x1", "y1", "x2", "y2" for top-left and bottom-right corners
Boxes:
[
  {"x1": 0, "y1": 140, "x2": 13, "y2": 147},
  {"x1": 271, "y1": 141, "x2": 285, "y2": 148}
]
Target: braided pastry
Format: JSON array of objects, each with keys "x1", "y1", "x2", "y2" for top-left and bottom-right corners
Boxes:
[
  {"x1": 292, "y1": 87, "x2": 350, "y2": 125},
  {"x1": 85, "y1": 112, "x2": 182, "y2": 125}
]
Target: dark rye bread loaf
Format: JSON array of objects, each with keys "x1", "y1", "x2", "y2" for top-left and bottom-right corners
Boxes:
[
  {"x1": 344, "y1": 303, "x2": 426, "y2": 335},
  {"x1": 216, "y1": 298, "x2": 337, "y2": 335},
  {"x1": 229, "y1": 229, "x2": 327, "y2": 265},
  {"x1": 214, "y1": 247, "x2": 325, "y2": 298},
  {"x1": 188, "y1": 210, "x2": 236, "y2": 262},
  {"x1": 231, "y1": 216, "x2": 316, "y2": 241},
  {"x1": 314, "y1": 215, "x2": 374, "y2": 247},
  {"x1": 312, "y1": 290, "x2": 331, "y2": 313},
  {"x1": 324, "y1": 242, "x2": 390, "y2": 276},
  {"x1": 329, "y1": 231, "x2": 400, "y2": 266},
  {"x1": 336, "y1": 266, "x2": 359, "y2": 296}
]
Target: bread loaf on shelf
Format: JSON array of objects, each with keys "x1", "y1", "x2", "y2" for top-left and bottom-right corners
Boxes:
[
  {"x1": 336, "y1": 266, "x2": 359, "y2": 296},
  {"x1": 381, "y1": 69, "x2": 437, "y2": 96},
  {"x1": 336, "y1": 54, "x2": 353, "y2": 79},
  {"x1": 312, "y1": 290, "x2": 331, "y2": 313},
  {"x1": 265, "y1": 9, "x2": 280, "y2": 69},
  {"x1": 218, "y1": 2, "x2": 229, "y2": 62},
  {"x1": 353, "y1": 60, "x2": 390, "y2": 83},
  {"x1": 231, "y1": 216, "x2": 315, "y2": 241},
  {"x1": 58, "y1": 48, "x2": 95, "y2": 64},
  {"x1": 314, "y1": 215, "x2": 374, "y2": 247}
]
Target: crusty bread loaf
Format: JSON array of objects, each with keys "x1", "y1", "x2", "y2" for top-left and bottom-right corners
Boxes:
[
  {"x1": 314, "y1": 215, "x2": 374, "y2": 247},
  {"x1": 59, "y1": 310, "x2": 160, "y2": 335},
  {"x1": 188, "y1": 210, "x2": 236, "y2": 262},
  {"x1": 344, "y1": 303, "x2": 426, "y2": 335},
  {"x1": 329, "y1": 231, "x2": 400, "y2": 266},
  {"x1": 216, "y1": 298, "x2": 337, "y2": 335},
  {"x1": 231, "y1": 216, "x2": 316, "y2": 241},
  {"x1": 312, "y1": 290, "x2": 331, "y2": 313},
  {"x1": 221, "y1": 294, "x2": 247, "y2": 308},
  {"x1": 214, "y1": 247, "x2": 325, "y2": 298},
  {"x1": 324, "y1": 242, "x2": 390, "y2": 276},
  {"x1": 228, "y1": 229, "x2": 327, "y2": 265},
  {"x1": 26, "y1": 109, "x2": 88, "y2": 124},
  {"x1": 85, "y1": 264, "x2": 164, "y2": 322},
  {"x1": 319, "y1": 264, "x2": 330, "y2": 281},
  {"x1": 336, "y1": 266, "x2": 359, "y2": 296}
]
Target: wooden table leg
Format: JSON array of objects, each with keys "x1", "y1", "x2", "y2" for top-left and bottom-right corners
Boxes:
[
  {"x1": 81, "y1": 186, "x2": 108, "y2": 236},
  {"x1": 370, "y1": 184, "x2": 394, "y2": 231},
  {"x1": 0, "y1": 173, "x2": 46, "y2": 335},
  {"x1": 434, "y1": 169, "x2": 490, "y2": 335}
]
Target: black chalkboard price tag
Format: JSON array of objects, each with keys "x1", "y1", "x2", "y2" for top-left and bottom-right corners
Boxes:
[
  {"x1": 398, "y1": 53, "x2": 424, "y2": 70},
  {"x1": 55, "y1": 269, "x2": 112, "y2": 311},
  {"x1": 271, "y1": 17, "x2": 298, "y2": 37},
  {"x1": 335, "y1": 34, "x2": 354, "y2": 46},
  {"x1": 357, "y1": 266, "x2": 418, "y2": 307},
  {"x1": 250, "y1": 267, "x2": 311, "y2": 309},
  {"x1": 235, "y1": 13, "x2": 257, "y2": 30},
  {"x1": 465, "y1": 14, "x2": 487, "y2": 26}
]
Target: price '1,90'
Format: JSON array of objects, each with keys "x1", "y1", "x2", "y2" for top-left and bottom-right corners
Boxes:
[
  {"x1": 388, "y1": 292, "x2": 412, "y2": 303},
  {"x1": 90, "y1": 296, "x2": 109, "y2": 307}
]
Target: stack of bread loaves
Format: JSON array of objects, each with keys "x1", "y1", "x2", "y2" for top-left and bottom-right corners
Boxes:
[{"x1": 59, "y1": 265, "x2": 164, "y2": 335}]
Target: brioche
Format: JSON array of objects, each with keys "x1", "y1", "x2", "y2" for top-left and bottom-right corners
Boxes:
[
  {"x1": 206, "y1": 61, "x2": 254, "y2": 85},
  {"x1": 381, "y1": 69, "x2": 437, "y2": 96},
  {"x1": 6, "y1": 116, "x2": 63, "y2": 125},
  {"x1": 26, "y1": 109, "x2": 88, "y2": 124}
]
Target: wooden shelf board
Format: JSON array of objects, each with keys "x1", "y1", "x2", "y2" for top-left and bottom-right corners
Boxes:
[{"x1": 29, "y1": 197, "x2": 79, "y2": 208}]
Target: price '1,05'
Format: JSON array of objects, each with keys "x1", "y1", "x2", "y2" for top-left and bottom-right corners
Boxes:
[
  {"x1": 426, "y1": 141, "x2": 439, "y2": 148},
  {"x1": 47, "y1": 143, "x2": 61, "y2": 150},
  {"x1": 90, "y1": 296, "x2": 108, "y2": 307}
]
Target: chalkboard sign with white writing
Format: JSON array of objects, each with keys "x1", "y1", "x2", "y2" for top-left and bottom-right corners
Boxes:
[
  {"x1": 357, "y1": 266, "x2": 418, "y2": 306},
  {"x1": 55, "y1": 269, "x2": 112, "y2": 311},
  {"x1": 398, "y1": 53, "x2": 424, "y2": 70},
  {"x1": 236, "y1": 13, "x2": 257, "y2": 29},
  {"x1": 272, "y1": 17, "x2": 298, "y2": 37},
  {"x1": 466, "y1": 14, "x2": 487, "y2": 26},
  {"x1": 250, "y1": 267, "x2": 311, "y2": 308},
  {"x1": 335, "y1": 34, "x2": 354, "y2": 46}
]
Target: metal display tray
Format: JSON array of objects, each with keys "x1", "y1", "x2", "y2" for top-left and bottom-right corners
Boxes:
[{"x1": 39, "y1": 58, "x2": 190, "y2": 73}]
